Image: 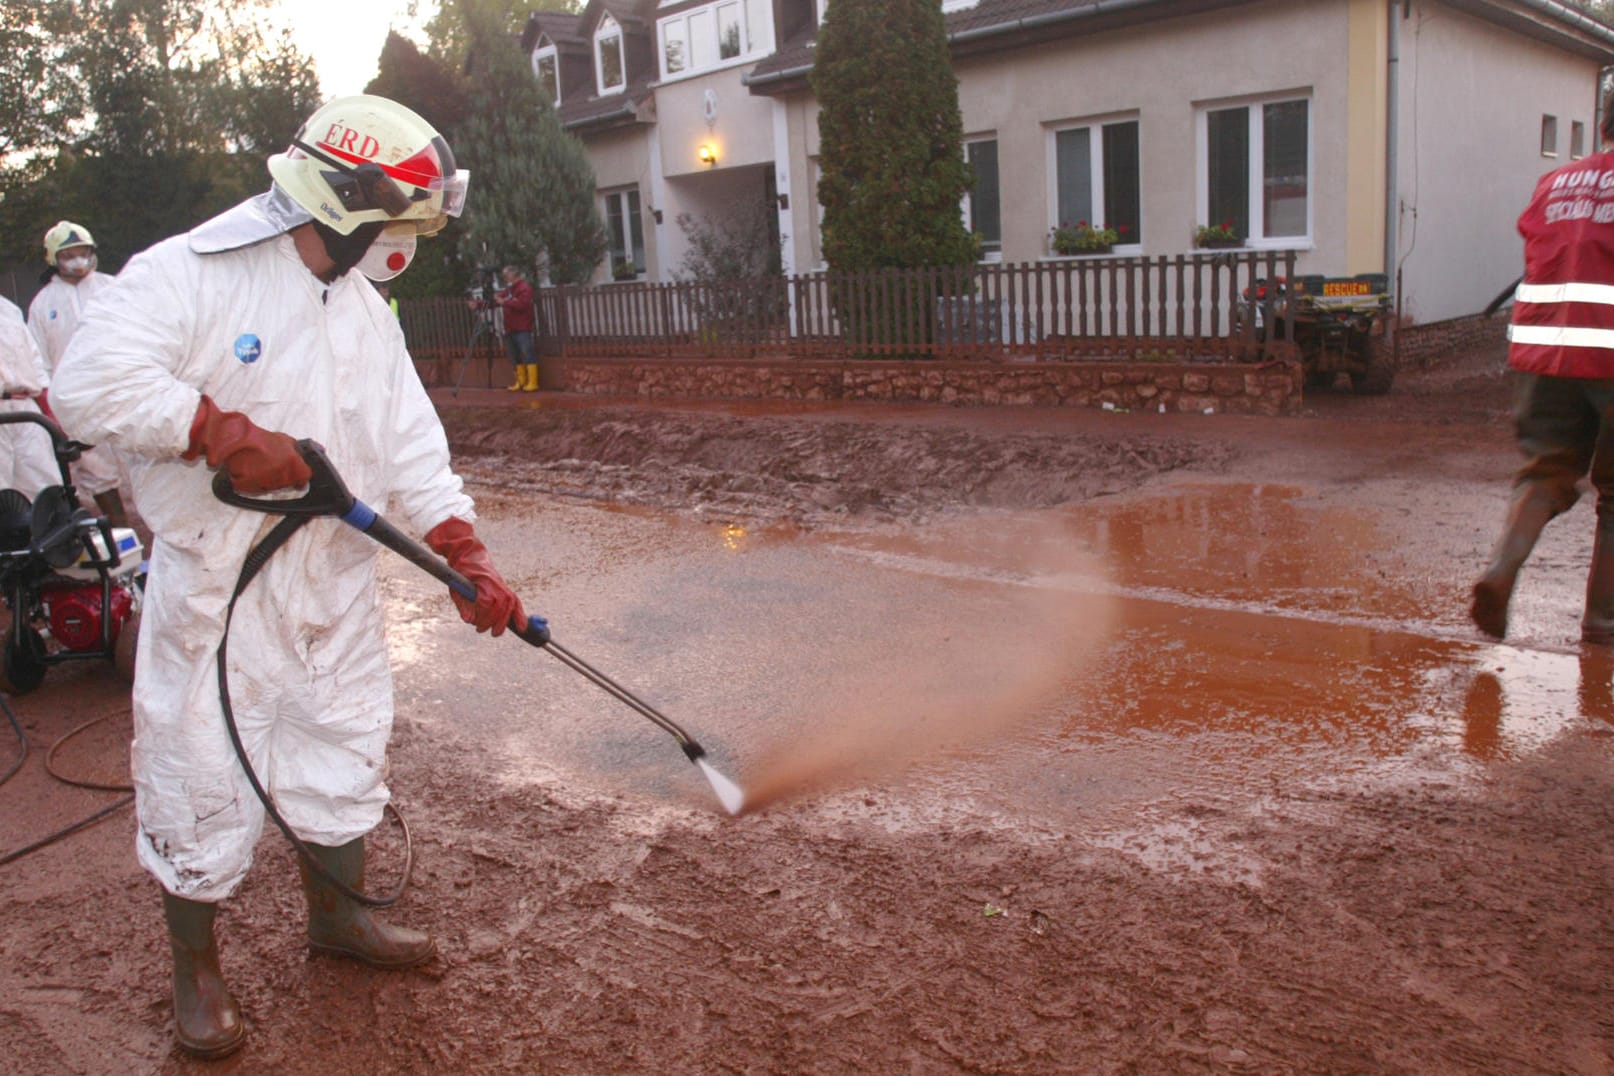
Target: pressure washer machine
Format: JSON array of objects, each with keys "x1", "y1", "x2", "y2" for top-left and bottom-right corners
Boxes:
[{"x1": 0, "y1": 411, "x2": 144, "y2": 694}]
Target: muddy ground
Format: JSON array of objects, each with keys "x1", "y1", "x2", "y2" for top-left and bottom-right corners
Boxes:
[{"x1": 5, "y1": 345, "x2": 1614, "y2": 1074}]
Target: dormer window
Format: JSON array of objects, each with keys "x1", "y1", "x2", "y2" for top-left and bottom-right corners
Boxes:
[
  {"x1": 596, "y1": 14, "x2": 625, "y2": 95},
  {"x1": 658, "y1": 0, "x2": 774, "y2": 81},
  {"x1": 531, "y1": 34, "x2": 560, "y2": 105}
]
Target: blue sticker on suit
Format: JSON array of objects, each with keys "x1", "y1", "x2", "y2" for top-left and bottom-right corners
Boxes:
[{"x1": 233, "y1": 334, "x2": 262, "y2": 364}]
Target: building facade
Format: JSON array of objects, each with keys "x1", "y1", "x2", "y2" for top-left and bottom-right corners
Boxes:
[{"x1": 526, "y1": 0, "x2": 1614, "y2": 325}]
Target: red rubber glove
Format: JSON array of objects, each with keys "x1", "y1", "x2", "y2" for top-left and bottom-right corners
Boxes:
[
  {"x1": 35, "y1": 389, "x2": 53, "y2": 420},
  {"x1": 182, "y1": 395, "x2": 312, "y2": 494},
  {"x1": 425, "y1": 516, "x2": 525, "y2": 636}
]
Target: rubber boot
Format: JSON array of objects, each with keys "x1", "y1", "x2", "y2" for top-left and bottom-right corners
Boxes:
[
  {"x1": 162, "y1": 892, "x2": 246, "y2": 1059},
  {"x1": 93, "y1": 488, "x2": 129, "y2": 528},
  {"x1": 521, "y1": 363, "x2": 539, "y2": 392},
  {"x1": 1582, "y1": 514, "x2": 1614, "y2": 645},
  {"x1": 1471, "y1": 485, "x2": 1564, "y2": 639},
  {"x1": 506, "y1": 367, "x2": 523, "y2": 391},
  {"x1": 299, "y1": 838, "x2": 436, "y2": 968}
]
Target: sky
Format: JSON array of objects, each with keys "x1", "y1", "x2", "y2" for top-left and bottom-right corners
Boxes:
[{"x1": 268, "y1": 0, "x2": 441, "y2": 99}]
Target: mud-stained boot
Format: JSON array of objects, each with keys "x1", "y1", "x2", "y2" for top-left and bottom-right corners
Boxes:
[
  {"x1": 521, "y1": 363, "x2": 540, "y2": 391},
  {"x1": 299, "y1": 838, "x2": 436, "y2": 968},
  {"x1": 1471, "y1": 485, "x2": 1564, "y2": 639},
  {"x1": 93, "y1": 489, "x2": 129, "y2": 528},
  {"x1": 1582, "y1": 516, "x2": 1614, "y2": 645},
  {"x1": 161, "y1": 892, "x2": 246, "y2": 1059}
]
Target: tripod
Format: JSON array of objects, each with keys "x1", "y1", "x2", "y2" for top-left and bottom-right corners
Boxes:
[{"x1": 450, "y1": 303, "x2": 502, "y2": 398}]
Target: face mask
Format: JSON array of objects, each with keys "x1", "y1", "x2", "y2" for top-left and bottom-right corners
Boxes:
[
  {"x1": 313, "y1": 220, "x2": 386, "y2": 279},
  {"x1": 358, "y1": 227, "x2": 417, "y2": 282},
  {"x1": 58, "y1": 253, "x2": 95, "y2": 278}
]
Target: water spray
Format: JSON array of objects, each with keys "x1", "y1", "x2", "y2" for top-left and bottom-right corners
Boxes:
[{"x1": 214, "y1": 441, "x2": 744, "y2": 816}]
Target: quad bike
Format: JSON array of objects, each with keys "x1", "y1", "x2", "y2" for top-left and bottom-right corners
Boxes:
[
  {"x1": 0, "y1": 411, "x2": 144, "y2": 694},
  {"x1": 1242, "y1": 272, "x2": 1396, "y2": 395}
]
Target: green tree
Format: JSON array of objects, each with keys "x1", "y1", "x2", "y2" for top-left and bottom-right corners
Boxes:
[
  {"x1": 811, "y1": 0, "x2": 975, "y2": 273},
  {"x1": 451, "y1": 0, "x2": 605, "y2": 285},
  {"x1": 0, "y1": 0, "x2": 320, "y2": 277}
]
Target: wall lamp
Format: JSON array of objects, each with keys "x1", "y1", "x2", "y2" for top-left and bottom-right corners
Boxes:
[{"x1": 698, "y1": 144, "x2": 718, "y2": 167}]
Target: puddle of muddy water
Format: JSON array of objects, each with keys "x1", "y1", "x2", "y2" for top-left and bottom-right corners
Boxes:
[{"x1": 386, "y1": 481, "x2": 1613, "y2": 825}]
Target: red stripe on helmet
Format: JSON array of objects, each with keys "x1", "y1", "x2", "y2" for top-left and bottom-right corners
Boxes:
[{"x1": 316, "y1": 141, "x2": 441, "y2": 189}]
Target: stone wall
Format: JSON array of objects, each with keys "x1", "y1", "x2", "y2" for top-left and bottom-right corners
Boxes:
[
  {"x1": 547, "y1": 354, "x2": 1303, "y2": 416},
  {"x1": 1393, "y1": 314, "x2": 1508, "y2": 368}
]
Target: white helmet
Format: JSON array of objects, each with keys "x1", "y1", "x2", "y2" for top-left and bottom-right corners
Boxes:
[
  {"x1": 267, "y1": 95, "x2": 468, "y2": 237},
  {"x1": 43, "y1": 221, "x2": 96, "y2": 266}
]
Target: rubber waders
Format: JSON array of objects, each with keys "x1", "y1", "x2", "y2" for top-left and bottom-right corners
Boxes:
[
  {"x1": 161, "y1": 892, "x2": 246, "y2": 1059},
  {"x1": 1471, "y1": 485, "x2": 1564, "y2": 639},
  {"x1": 299, "y1": 837, "x2": 436, "y2": 968},
  {"x1": 1583, "y1": 513, "x2": 1614, "y2": 645}
]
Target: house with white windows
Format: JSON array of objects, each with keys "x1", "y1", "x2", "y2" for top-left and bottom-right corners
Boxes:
[{"x1": 522, "y1": 0, "x2": 1614, "y2": 325}]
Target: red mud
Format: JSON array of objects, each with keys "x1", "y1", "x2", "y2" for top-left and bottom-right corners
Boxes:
[{"x1": 7, "y1": 345, "x2": 1614, "y2": 1074}]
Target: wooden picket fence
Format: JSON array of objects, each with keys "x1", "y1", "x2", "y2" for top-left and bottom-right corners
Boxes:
[{"x1": 400, "y1": 250, "x2": 1299, "y2": 370}]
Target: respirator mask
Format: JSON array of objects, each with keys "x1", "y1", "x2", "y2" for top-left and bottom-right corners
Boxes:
[{"x1": 357, "y1": 225, "x2": 418, "y2": 282}]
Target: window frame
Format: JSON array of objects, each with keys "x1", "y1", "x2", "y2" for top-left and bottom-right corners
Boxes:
[
  {"x1": 963, "y1": 136, "x2": 1002, "y2": 263},
  {"x1": 657, "y1": 0, "x2": 774, "y2": 82},
  {"x1": 595, "y1": 13, "x2": 626, "y2": 96},
  {"x1": 1572, "y1": 119, "x2": 1586, "y2": 159},
  {"x1": 601, "y1": 186, "x2": 645, "y2": 280},
  {"x1": 1541, "y1": 114, "x2": 1559, "y2": 157},
  {"x1": 1044, "y1": 112, "x2": 1143, "y2": 257},
  {"x1": 531, "y1": 34, "x2": 560, "y2": 106},
  {"x1": 1195, "y1": 91, "x2": 1313, "y2": 250}
]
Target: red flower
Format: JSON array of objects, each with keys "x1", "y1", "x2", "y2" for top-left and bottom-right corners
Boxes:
[
  {"x1": 1077, "y1": 220, "x2": 1088, "y2": 228},
  {"x1": 1118, "y1": 225, "x2": 1129, "y2": 234}
]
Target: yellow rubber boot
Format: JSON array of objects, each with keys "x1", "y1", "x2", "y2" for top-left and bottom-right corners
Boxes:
[
  {"x1": 522, "y1": 364, "x2": 540, "y2": 391},
  {"x1": 506, "y1": 366, "x2": 523, "y2": 391}
]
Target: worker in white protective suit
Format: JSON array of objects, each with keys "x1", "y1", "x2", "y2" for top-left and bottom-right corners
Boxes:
[
  {"x1": 51, "y1": 96, "x2": 524, "y2": 1061},
  {"x1": 0, "y1": 296, "x2": 61, "y2": 499},
  {"x1": 26, "y1": 221, "x2": 132, "y2": 525}
]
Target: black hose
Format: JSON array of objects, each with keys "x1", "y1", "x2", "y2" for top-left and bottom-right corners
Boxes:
[
  {"x1": 0, "y1": 702, "x2": 135, "y2": 867},
  {"x1": 219, "y1": 513, "x2": 412, "y2": 907},
  {"x1": 0, "y1": 692, "x2": 25, "y2": 789}
]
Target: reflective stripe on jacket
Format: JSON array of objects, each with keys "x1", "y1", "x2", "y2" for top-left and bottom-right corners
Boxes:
[{"x1": 1509, "y1": 149, "x2": 1614, "y2": 378}]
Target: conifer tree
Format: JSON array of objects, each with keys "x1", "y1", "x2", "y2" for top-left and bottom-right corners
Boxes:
[
  {"x1": 453, "y1": 0, "x2": 606, "y2": 285},
  {"x1": 811, "y1": 0, "x2": 975, "y2": 272}
]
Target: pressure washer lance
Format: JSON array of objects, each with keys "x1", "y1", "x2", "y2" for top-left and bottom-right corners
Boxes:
[{"x1": 212, "y1": 441, "x2": 744, "y2": 815}]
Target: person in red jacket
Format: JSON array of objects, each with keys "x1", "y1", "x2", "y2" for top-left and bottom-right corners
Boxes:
[
  {"x1": 1473, "y1": 93, "x2": 1614, "y2": 645},
  {"x1": 495, "y1": 264, "x2": 537, "y2": 391}
]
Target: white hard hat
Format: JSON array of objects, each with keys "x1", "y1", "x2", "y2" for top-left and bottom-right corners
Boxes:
[
  {"x1": 267, "y1": 95, "x2": 468, "y2": 237},
  {"x1": 43, "y1": 221, "x2": 96, "y2": 266}
]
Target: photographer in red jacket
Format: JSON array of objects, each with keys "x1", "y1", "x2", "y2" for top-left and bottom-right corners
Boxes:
[
  {"x1": 1473, "y1": 91, "x2": 1614, "y2": 645},
  {"x1": 495, "y1": 264, "x2": 537, "y2": 392}
]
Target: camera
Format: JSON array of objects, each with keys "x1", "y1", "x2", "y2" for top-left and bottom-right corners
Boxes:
[{"x1": 465, "y1": 265, "x2": 501, "y2": 304}]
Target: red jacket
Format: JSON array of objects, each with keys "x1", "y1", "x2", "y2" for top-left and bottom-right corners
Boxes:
[
  {"x1": 1509, "y1": 149, "x2": 1614, "y2": 378},
  {"x1": 497, "y1": 277, "x2": 534, "y2": 333}
]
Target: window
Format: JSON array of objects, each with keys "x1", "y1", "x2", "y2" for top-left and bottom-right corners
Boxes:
[
  {"x1": 1573, "y1": 120, "x2": 1586, "y2": 159},
  {"x1": 659, "y1": 0, "x2": 773, "y2": 80},
  {"x1": 531, "y1": 35, "x2": 559, "y2": 105},
  {"x1": 1541, "y1": 114, "x2": 1558, "y2": 157},
  {"x1": 964, "y1": 138, "x2": 1001, "y2": 260},
  {"x1": 1050, "y1": 117, "x2": 1141, "y2": 250},
  {"x1": 1200, "y1": 95, "x2": 1309, "y2": 244},
  {"x1": 603, "y1": 188, "x2": 644, "y2": 279},
  {"x1": 596, "y1": 14, "x2": 625, "y2": 95}
]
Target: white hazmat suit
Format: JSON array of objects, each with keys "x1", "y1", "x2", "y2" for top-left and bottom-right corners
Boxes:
[
  {"x1": 28, "y1": 269, "x2": 125, "y2": 495},
  {"x1": 0, "y1": 297, "x2": 62, "y2": 498},
  {"x1": 51, "y1": 193, "x2": 474, "y2": 901}
]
